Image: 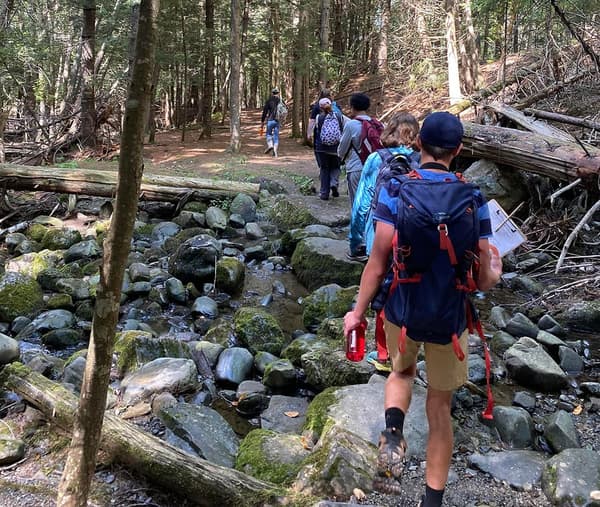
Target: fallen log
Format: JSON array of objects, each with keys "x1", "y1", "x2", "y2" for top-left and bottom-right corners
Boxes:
[
  {"x1": 512, "y1": 70, "x2": 592, "y2": 109},
  {"x1": 0, "y1": 363, "x2": 286, "y2": 507},
  {"x1": 462, "y1": 122, "x2": 600, "y2": 185},
  {"x1": 0, "y1": 164, "x2": 261, "y2": 202},
  {"x1": 523, "y1": 108, "x2": 600, "y2": 131}
]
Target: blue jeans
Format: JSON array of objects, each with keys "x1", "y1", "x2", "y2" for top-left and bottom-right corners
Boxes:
[{"x1": 266, "y1": 120, "x2": 279, "y2": 145}]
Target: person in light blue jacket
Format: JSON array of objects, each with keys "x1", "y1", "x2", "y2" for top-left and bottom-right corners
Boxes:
[{"x1": 348, "y1": 112, "x2": 420, "y2": 260}]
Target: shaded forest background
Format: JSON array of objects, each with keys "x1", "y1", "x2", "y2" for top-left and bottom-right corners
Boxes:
[{"x1": 1, "y1": 0, "x2": 599, "y2": 163}]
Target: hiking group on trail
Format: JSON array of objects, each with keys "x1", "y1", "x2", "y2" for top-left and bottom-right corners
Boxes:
[{"x1": 260, "y1": 87, "x2": 504, "y2": 506}]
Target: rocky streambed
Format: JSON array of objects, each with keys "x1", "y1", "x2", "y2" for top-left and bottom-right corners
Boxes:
[{"x1": 0, "y1": 181, "x2": 599, "y2": 507}]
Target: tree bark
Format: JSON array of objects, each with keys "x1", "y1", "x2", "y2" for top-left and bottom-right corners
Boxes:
[
  {"x1": 199, "y1": 0, "x2": 215, "y2": 139},
  {"x1": 444, "y1": 0, "x2": 462, "y2": 105},
  {"x1": 523, "y1": 108, "x2": 600, "y2": 131},
  {"x1": 1, "y1": 364, "x2": 284, "y2": 507},
  {"x1": 371, "y1": 0, "x2": 390, "y2": 74},
  {"x1": 0, "y1": 110, "x2": 8, "y2": 163},
  {"x1": 318, "y1": 0, "x2": 331, "y2": 87},
  {"x1": 0, "y1": 164, "x2": 261, "y2": 201},
  {"x1": 462, "y1": 122, "x2": 600, "y2": 185},
  {"x1": 229, "y1": 0, "x2": 242, "y2": 152},
  {"x1": 57, "y1": 1, "x2": 160, "y2": 505},
  {"x1": 458, "y1": 0, "x2": 480, "y2": 94},
  {"x1": 80, "y1": 0, "x2": 96, "y2": 148}
]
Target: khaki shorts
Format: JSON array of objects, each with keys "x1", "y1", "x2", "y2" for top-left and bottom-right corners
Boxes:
[{"x1": 384, "y1": 319, "x2": 468, "y2": 391}]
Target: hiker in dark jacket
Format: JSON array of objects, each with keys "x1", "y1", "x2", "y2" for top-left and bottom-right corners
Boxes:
[
  {"x1": 343, "y1": 112, "x2": 502, "y2": 507},
  {"x1": 261, "y1": 88, "x2": 282, "y2": 157}
]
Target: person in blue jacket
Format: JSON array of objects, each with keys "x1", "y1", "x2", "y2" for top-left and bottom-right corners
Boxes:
[{"x1": 348, "y1": 112, "x2": 420, "y2": 261}]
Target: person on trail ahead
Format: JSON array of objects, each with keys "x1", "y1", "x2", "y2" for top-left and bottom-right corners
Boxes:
[
  {"x1": 261, "y1": 87, "x2": 283, "y2": 157},
  {"x1": 343, "y1": 112, "x2": 502, "y2": 507},
  {"x1": 337, "y1": 92, "x2": 383, "y2": 209},
  {"x1": 348, "y1": 111, "x2": 421, "y2": 262},
  {"x1": 309, "y1": 97, "x2": 344, "y2": 200}
]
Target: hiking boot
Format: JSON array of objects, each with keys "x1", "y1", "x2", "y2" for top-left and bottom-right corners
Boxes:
[
  {"x1": 367, "y1": 350, "x2": 392, "y2": 373},
  {"x1": 331, "y1": 186, "x2": 339, "y2": 197},
  {"x1": 376, "y1": 427, "x2": 407, "y2": 480},
  {"x1": 346, "y1": 252, "x2": 368, "y2": 262},
  {"x1": 264, "y1": 139, "x2": 274, "y2": 154},
  {"x1": 372, "y1": 475, "x2": 403, "y2": 495}
]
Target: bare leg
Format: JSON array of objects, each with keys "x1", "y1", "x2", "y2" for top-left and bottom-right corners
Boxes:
[
  {"x1": 425, "y1": 387, "x2": 454, "y2": 490},
  {"x1": 384, "y1": 364, "x2": 415, "y2": 413}
]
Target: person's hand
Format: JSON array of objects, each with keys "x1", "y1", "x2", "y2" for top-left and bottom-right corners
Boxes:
[
  {"x1": 344, "y1": 310, "x2": 366, "y2": 338},
  {"x1": 489, "y1": 245, "x2": 503, "y2": 279},
  {"x1": 259, "y1": 125, "x2": 265, "y2": 136}
]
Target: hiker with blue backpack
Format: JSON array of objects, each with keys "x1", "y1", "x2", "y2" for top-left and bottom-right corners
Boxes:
[
  {"x1": 337, "y1": 92, "x2": 384, "y2": 209},
  {"x1": 348, "y1": 112, "x2": 421, "y2": 262},
  {"x1": 309, "y1": 97, "x2": 344, "y2": 200},
  {"x1": 260, "y1": 87, "x2": 287, "y2": 157},
  {"x1": 343, "y1": 112, "x2": 502, "y2": 507}
]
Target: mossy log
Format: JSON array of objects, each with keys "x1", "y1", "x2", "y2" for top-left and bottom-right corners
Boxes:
[
  {"x1": 0, "y1": 363, "x2": 283, "y2": 507},
  {"x1": 0, "y1": 164, "x2": 260, "y2": 202},
  {"x1": 462, "y1": 122, "x2": 600, "y2": 186}
]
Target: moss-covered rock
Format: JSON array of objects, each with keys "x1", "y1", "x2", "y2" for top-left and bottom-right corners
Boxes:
[
  {"x1": 5, "y1": 249, "x2": 63, "y2": 279},
  {"x1": 235, "y1": 429, "x2": 310, "y2": 486},
  {"x1": 268, "y1": 196, "x2": 316, "y2": 232},
  {"x1": 41, "y1": 228, "x2": 82, "y2": 250},
  {"x1": 0, "y1": 272, "x2": 44, "y2": 322},
  {"x1": 291, "y1": 238, "x2": 364, "y2": 291},
  {"x1": 26, "y1": 223, "x2": 49, "y2": 242},
  {"x1": 281, "y1": 334, "x2": 318, "y2": 366},
  {"x1": 164, "y1": 227, "x2": 213, "y2": 254},
  {"x1": 234, "y1": 307, "x2": 285, "y2": 355},
  {"x1": 216, "y1": 257, "x2": 245, "y2": 295},
  {"x1": 114, "y1": 330, "x2": 192, "y2": 376},
  {"x1": 302, "y1": 284, "x2": 357, "y2": 331},
  {"x1": 46, "y1": 293, "x2": 74, "y2": 310},
  {"x1": 204, "y1": 318, "x2": 235, "y2": 347},
  {"x1": 280, "y1": 225, "x2": 338, "y2": 255},
  {"x1": 303, "y1": 387, "x2": 339, "y2": 440}
]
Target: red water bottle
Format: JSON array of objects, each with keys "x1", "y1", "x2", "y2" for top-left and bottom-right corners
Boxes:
[{"x1": 346, "y1": 322, "x2": 366, "y2": 362}]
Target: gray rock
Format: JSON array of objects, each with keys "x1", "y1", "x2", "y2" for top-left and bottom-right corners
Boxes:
[
  {"x1": 0, "y1": 438, "x2": 26, "y2": 466},
  {"x1": 558, "y1": 346, "x2": 584, "y2": 375},
  {"x1": 205, "y1": 206, "x2": 228, "y2": 231},
  {"x1": 512, "y1": 391, "x2": 537, "y2": 412},
  {"x1": 302, "y1": 284, "x2": 357, "y2": 332},
  {"x1": 7, "y1": 250, "x2": 63, "y2": 279},
  {"x1": 291, "y1": 238, "x2": 364, "y2": 291},
  {"x1": 505, "y1": 312, "x2": 539, "y2": 338},
  {"x1": 13, "y1": 240, "x2": 38, "y2": 255},
  {"x1": 489, "y1": 306, "x2": 512, "y2": 330},
  {"x1": 542, "y1": 449, "x2": 600, "y2": 507},
  {"x1": 159, "y1": 403, "x2": 238, "y2": 467},
  {"x1": 263, "y1": 359, "x2": 296, "y2": 390},
  {"x1": 544, "y1": 410, "x2": 580, "y2": 453},
  {"x1": 280, "y1": 224, "x2": 338, "y2": 255},
  {"x1": 234, "y1": 307, "x2": 285, "y2": 355},
  {"x1": 10, "y1": 316, "x2": 31, "y2": 335},
  {"x1": 536, "y1": 330, "x2": 567, "y2": 357},
  {"x1": 0, "y1": 333, "x2": 20, "y2": 364},
  {"x1": 538, "y1": 314, "x2": 567, "y2": 337},
  {"x1": 261, "y1": 395, "x2": 309, "y2": 434},
  {"x1": 504, "y1": 337, "x2": 568, "y2": 392},
  {"x1": 168, "y1": 234, "x2": 222, "y2": 287},
  {"x1": 42, "y1": 328, "x2": 81, "y2": 348},
  {"x1": 55, "y1": 278, "x2": 91, "y2": 300},
  {"x1": 468, "y1": 450, "x2": 546, "y2": 490},
  {"x1": 302, "y1": 346, "x2": 373, "y2": 391},
  {"x1": 215, "y1": 347, "x2": 253, "y2": 385},
  {"x1": 245, "y1": 222, "x2": 265, "y2": 239},
  {"x1": 130, "y1": 281, "x2": 152, "y2": 295},
  {"x1": 254, "y1": 351, "x2": 278, "y2": 374},
  {"x1": 173, "y1": 211, "x2": 206, "y2": 229},
  {"x1": 152, "y1": 221, "x2": 181, "y2": 242},
  {"x1": 228, "y1": 213, "x2": 246, "y2": 228},
  {"x1": 581, "y1": 382, "x2": 600, "y2": 397},
  {"x1": 492, "y1": 405, "x2": 534, "y2": 448},
  {"x1": 515, "y1": 258, "x2": 541, "y2": 273},
  {"x1": 62, "y1": 356, "x2": 87, "y2": 391},
  {"x1": 236, "y1": 392, "x2": 270, "y2": 417},
  {"x1": 563, "y1": 301, "x2": 600, "y2": 331},
  {"x1": 16, "y1": 309, "x2": 75, "y2": 342},
  {"x1": 191, "y1": 296, "x2": 218, "y2": 319},
  {"x1": 128, "y1": 262, "x2": 151, "y2": 282},
  {"x1": 190, "y1": 340, "x2": 224, "y2": 368},
  {"x1": 229, "y1": 193, "x2": 257, "y2": 222},
  {"x1": 64, "y1": 240, "x2": 102, "y2": 263},
  {"x1": 121, "y1": 358, "x2": 199, "y2": 405},
  {"x1": 236, "y1": 380, "x2": 267, "y2": 397},
  {"x1": 165, "y1": 277, "x2": 187, "y2": 303},
  {"x1": 467, "y1": 353, "x2": 487, "y2": 385},
  {"x1": 243, "y1": 245, "x2": 267, "y2": 262},
  {"x1": 151, "y1": 392, "x2": 177, "y2": 415},
  {"x1": 282, "y1": 333, "x2": 318, "y2": 366},
  {"x1": 42, "y1": 228, "x2": 81, "y2": 250},
  {"x1": 490, "y1": 330, "x2": 517, "y2": 356},
  {"x1": 5, "y1": 232, "x2": 27, "y2": 253}
]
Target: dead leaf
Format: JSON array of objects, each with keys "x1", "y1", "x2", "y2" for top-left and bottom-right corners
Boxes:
[
  {"x1": 573, "y1": 405, "x2": 583, "y2": 415},
  {"x1": 300, "y1": 435, "x2": 312, "y2": 450},
  {"x1": 284, "y1": 411, "x2": 299, "y2": 418}
]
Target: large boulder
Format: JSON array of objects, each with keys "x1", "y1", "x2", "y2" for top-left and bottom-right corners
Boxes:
[
  {"x1": 234, "y1": 307, "x2": 285, "y2": 355},
  {"x1": 229, "y1": 193, "x2": 257, "y2": 223},
  {"x1": 280, "y1": 224, "x2": 338, "y2": 255},
  {"x1": 302, "y1": 284, "x2": 357, "y2": 331},
  {"x1": 215, "y1": 257, "x2": 245, "y2": 295},
  {"x1": 5, "y1": 250, "x2": 63, "y2": 279},
  {"x1": 492, "y1": 406, "x2": 534, "y2": 448},
  {"x1": 268, "y1": 196, "x2": 316, "y2": 231},
  {"x1": 261, "y1": 395, "x2": 309, "y2": 434},
  {"x1": 0, "y1": 272, "x2": 44, "y2": 322},
  {"x1": 291, "y1": 238, "x2": 364, "y2": 291},
  {"x1": 503, "y1": 337, "x2": 568, "y2": 392},
  {"x1": 214, "y1": 347, "x2": 254, "y2": 385},
  {"x1": 468, "y1": 450, "x2": 546, "y2": 490},
  {"x1": 544, "y1": 410, "x2": 580, "y2": 453},
  {"x1": 0, "y1": 333, "x2": 20, "y2": 365},
  {"x1": 41, "y1": 228, "x2": 82, "y2": 250},
  {"x1": 168, "y1": 234, "x2": 222, "y2": 286}
]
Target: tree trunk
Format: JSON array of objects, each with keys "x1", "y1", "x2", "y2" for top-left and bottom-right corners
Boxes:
[
  {"x1": 458, "y1": 0, "x2": 479, "y2": 94},
  {"x1": 180, "y1": 0, "x2": 188, "y2": 142},
  {"x1": 371, "y1": 0, "x2": 390, "y2": 74},
  {"x1": 0, "y1": 110, "x2": 8, "y2": 163},
  {"x1": 146, "y1": 63, "x2": 160, "y2": 144},
  {"x1": 199, "y1": 0, "x2": 215, "y2": 139},
  {"x1": 318, "y1": 0, "x2": 331, "y2": 87},
  {"x1": 229, "y1": 0, "x2": 242, "y2": 153},
  {"x1": 523, "y1": 108, "x2": 600, "y2": 131},
  {"x1": 80, "y1": 0, "x2": 96, "y2": 148},
  {"x1": 269, "y1": 0, "x2": 280, "y2": 87},
  {"x1": 1, "y1": 364, "x2": 284, "y2": 507},
  {"x1": 0, "y1": 165, "x2": 261, "y2": 201},
  {"x1": 56, "y1": 1, "x2": 160, "y2": 505},
  {"x1": 444, "y1": 0, "x2": 462, "y2": 105}
]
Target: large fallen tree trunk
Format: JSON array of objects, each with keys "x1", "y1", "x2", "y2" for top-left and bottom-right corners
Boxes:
[
  {"x1": 462, "y1": 122, "x2": 600, "y2": 185},
  {"x1": 0, "y1": 164, "x2": 261, "y2": 202},
  {"x1": 523, "y1": 108, "x2": 600, "y2": 131},
  {"x1": 0, "y1": 363, "x2": 287, "y2": 506}
]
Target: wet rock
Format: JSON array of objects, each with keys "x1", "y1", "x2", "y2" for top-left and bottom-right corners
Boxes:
[
  {"x1": 581, "y1": 382, "x2": 600, "y2": 397},
  {"x1": 121, "y1": 357, "x2": 198, "y2": 405},
  {"x1": 505, "y1": 312, "x2": 539, "y2": 339},
  {"x1": 542, "y1": 449, "x2": 600, "y2": 507},
  {"x1": 0, "y1": 438, "x2": 26, "y2": 466},
  {"x1": 191, "y1": 296, "x2": 219, "y2": 319},
  {"x1": 490, "y1": 330, "x2": 516, "y2": 356},
  {"x1": 279, "y1": 224, "x2": 338, "y2": 255},
  {"x1": 563, "y1": 301, "x2": 600, "y2": 331},
  {"x1": 16, "y1": 309, "x2": 75, "y2": 342},
  {"x1": 468, "y1": 450, "x2": 546, "y2": 490},
  {"x1": 6, "y1": 250, "x2": 63, "y2": 279},
  {"x1": 504, "y1": 338, "x2": 568, "y2": 392},
  {"x1": 262, "y1": 359, "x2": 296, "y2": 390},
  {"x1": 282, "y1": 333, "x2": 318, "y2": 366},
  {"x1": 302, "y1": 284, "x2": 357, "y2": 332},
  {"x1": 41, "y1": 228, "x2": 81, "y2": 250},
  {"x1": 535, "y1": 330, "x2": 567, "y2": 358},
  {"x1": 46, "y1": 293, "x2": 74, "y2": 310},
  {"x1": 13, "y1": 239, "x2": 38, "y2": 255},
  {"x1": 167, "y1": 234, "x2": 222, "y2": 287},
  {"x1": 244, "y1": 222, "x2": 265, "y2": 240},
  {"x1": 236, "y1": 429, "x2": 309, "y2": 486},
  {"x1": 128, "y1": 262, "x2": 151, "y2": 282},
  {"x1": 64, "y1": 240, "x2": 102, "y2": 263},
  {"x1": 159, "y1": 403, "x2": 239, "y2": 467},
  {"x1": 261, "y1": 395, "x2": 309, "y2": 434},
  {"x1": 291, "y1": 238, "x2": 364, "y2": 291},
  {"x1": 25, "y1": 352, "x2": 64, "y2": 378},
  {"x1": 205, "y1": 206, "x2": 228, "y2": 231},
  {"x1": 0, "y1": 272, "x2": 44, "y2": 322},
  {"x1": 215, "y1": 347, "x2": 253, "y2": 385},
  {"x1": 467, "y1": 353, "x2": 487, "y2": 385},
  {"x1": 114, "y1": 330, "x2": 192, "y2": 376},
  {"x1": 538, "y1": 314, "x2": 566, "y2": 337},
  {"x1": 55, "y1": 278, "x2": 91, "y2": 300},
  {"x1": 230, "y1": 193, "x2": 257, "y2": 223},
  {"x1": 10, "y1": 316, "x2": 31, "y2": 334},
  {"x1": 544, "y1": 410, "x2": 580, "y2": 453},
  {"x1": 492, "y1": 406, "x2": 534, "y2": 448},
  {"x1": 236, "y1": 380, "x2": 267, "y2": 397},
  {"x1": 151, "y1": 221, "x2": 181, "y2": 242},
  {"x1": 0, "y1": 333, "x2": 19, "y2": 365},
  {"x1": 215, "y1": 257, "x2": 245, "y2": 295},
  {"x1": 462, "y1": 160, "x2": 526, "y2": 211},
  {"x1": 173, "y1": 210, "x2": 206, "y2": 229},
  {"x1": 62, "y1": 356, "x2": 86, "y2": 391},
  {"x1": 151, "y1": 392, "x2": 177, "y2": 415},
  {"x1": 165, "y1": 277, "x2": 187, "y2": 303},
  {"x1": 5, "y1": 232, "x2": 27, "y2": 253},
  {"x1": 228, "y1": 214, "x2": 245, "y2": 228},
  {"x1": 302, "y1": 346, "x2": 373, "y2": 391},
  {"x1": 254, "y1": 351, "x2": 278, "y2": 374},
  {"x1": 489, "y1": 306, "x2": 512, "y2": 330},
  {"x1": 204, "y1": 318, "x2": 234, "y2": 348},
  {"x1": 236, "y1": 392, "x2": 270, "y2": 417},
  {"x1": 233, "y1": 307, "x2": 285, "y2": 355},
  {"x1": 558, "y1": 346, "x2": 583, "y2": 375},
  {"x1": 512, "y1": 391, "x2": 537, "y2": 412},
  {"x1": 243, "y1": 245, "x2": 267, "y2": 262},
  {"x1": 42, "y1": 328, "x2": 82, "y2": 348},
  {"x1": 189, "y1": 340, "x2": 224, "y2": 368}
]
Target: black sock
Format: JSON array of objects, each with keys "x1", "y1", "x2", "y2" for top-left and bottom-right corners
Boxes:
[
  {"x1": 422, "y1": 484, "x2": 444, "y2": 507},
  {"x1": 384, "y1": 407, "x2": 405, "y2": 433}
]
